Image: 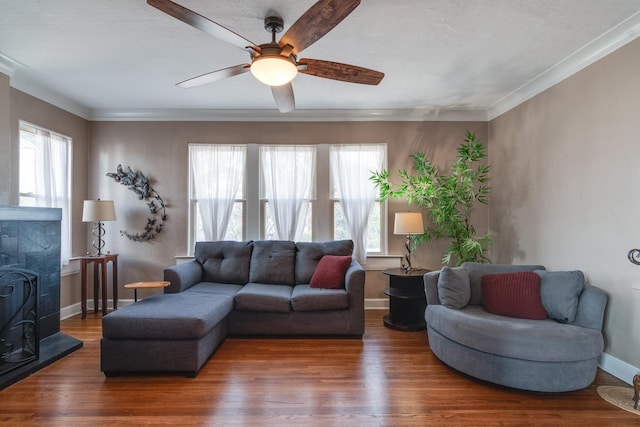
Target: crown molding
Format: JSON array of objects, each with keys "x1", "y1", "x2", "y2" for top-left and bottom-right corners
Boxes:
[
  {"x1": 9, "y1": 73, "x2": 91, "y2": 119},
  {"x1": 88, "y1": 107, "x2": 487, "y2": 122},
  {"x1": 0, "y1": 52, "x2": 24, "y2": 76},
  {"x1": 487, "y1": 10, "x2": 640, "y2": 120}
]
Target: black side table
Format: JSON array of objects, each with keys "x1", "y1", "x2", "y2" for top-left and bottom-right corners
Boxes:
[{"x1": 383, "y1": 268, "x2": 429, "y2": 331}]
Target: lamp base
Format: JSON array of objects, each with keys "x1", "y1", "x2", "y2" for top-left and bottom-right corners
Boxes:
[
  {"x1": 401, "y1": 234, "x2": 414, "y2": 272},
  {"x1": 90, "y1": 221, "x2": 106, "y2": 256}
]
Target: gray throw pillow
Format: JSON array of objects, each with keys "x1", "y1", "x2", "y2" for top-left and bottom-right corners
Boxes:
[
  {"x1": 437, "y1": 266, "x2": 471, "y2": 309},
  {"x1": 536, "y1": 270, "x2": 585, "y2": 323}
]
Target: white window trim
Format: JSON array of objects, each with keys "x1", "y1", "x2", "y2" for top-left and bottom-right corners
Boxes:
[
  {"x1": 18, "y1": 120, "x2": 73, "y2": 265},
  {"x1": 187, "y1": 143, "x2": 388, "y2": 255}
]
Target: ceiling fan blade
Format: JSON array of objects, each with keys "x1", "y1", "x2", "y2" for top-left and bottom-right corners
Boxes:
[
  {"x1": 279, "y1": 0, "x2": 360, "y2": 55},
  {"x1": 298, "y1": 58, "x2": 384, "y2": 85},
  {"x1": 147, "y1": 0, "x2": 255, "y2": 51},
  {"x1": 177, "y1": 64, "x2": 250, "y2": 88},
  {"x1": 271, "y1": 83, "x2": 295, "y2": 113}
]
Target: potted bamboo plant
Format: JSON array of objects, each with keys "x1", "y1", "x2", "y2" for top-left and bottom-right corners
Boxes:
[{"x1": 371, "y1": 130, "x2": 492, "y2": 266}]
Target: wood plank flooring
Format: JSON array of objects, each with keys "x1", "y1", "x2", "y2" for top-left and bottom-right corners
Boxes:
[{"x1": 0, "y1": 311, "x2": 637, "y2": 426}]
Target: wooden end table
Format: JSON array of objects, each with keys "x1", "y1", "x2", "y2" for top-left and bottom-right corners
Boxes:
[
  {"x1": 124, "y1": 281, "x2": 170, "y2": 302},
  {"x1": 80, "y1": 254, "x2": 118, "y2": 319},
  {"x1": 383, "y1": 268, "x2": 430, "y2": 331}
]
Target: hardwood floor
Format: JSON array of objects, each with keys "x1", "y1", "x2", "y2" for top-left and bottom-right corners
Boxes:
[{"x1": 0, "y1": 311, "x2": 637, "y2": 426}]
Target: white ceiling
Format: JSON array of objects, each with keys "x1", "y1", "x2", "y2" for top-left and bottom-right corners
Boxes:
[{"x1": 1, "y1": 0, "x2": 640, "y2": 121}]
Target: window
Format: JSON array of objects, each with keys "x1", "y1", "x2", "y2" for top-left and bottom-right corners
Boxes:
[
  {"x1": 187, "y1": 143, "x2": 387, "y2": 259},
  {"x1": 260, "y1": 145, "x2": 315, "y2": 241},
  {"x1": 19, "y1": 121, "x2": 73, "y2": 265},
  {"x1": 188, "y1": 144, "x2": 246, "y2": 244},
  {"x1": 330, "y1": 144, "x2": 386, "y2": 261}
]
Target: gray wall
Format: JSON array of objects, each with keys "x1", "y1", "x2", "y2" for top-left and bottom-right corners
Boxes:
[
  {"x1": 489, "y1": 38, "x2": 640, "y2": 370},
  {"x1": 88, "y1": 120, "x2": 487, "y2": 300}
]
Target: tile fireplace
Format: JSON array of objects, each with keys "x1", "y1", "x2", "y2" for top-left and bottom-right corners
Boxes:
[{"x1": 0, "y1": 206, "x2": 82, "y2": 390}]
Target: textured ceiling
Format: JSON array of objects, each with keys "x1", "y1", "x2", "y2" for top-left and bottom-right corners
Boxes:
[{"x1": 1, "y1": 0, "x2": 640, "y2": 120}]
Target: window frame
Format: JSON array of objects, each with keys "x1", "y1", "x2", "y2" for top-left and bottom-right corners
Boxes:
[
  {"x1": 187, "y1": 144, "x2": 247, "y2": 250},
  {"x1": 18, "y1": 120, "x2": 73, "y2": 263},
  {"x1": 329, "y1": 143, "x2": 388, "y2": 255},
  {"x1": 187, "y1": 143, "x2": 388, "y2": 256},
  {"x1": 258, "y1": 144, "x2": 317, "y2": 241}
]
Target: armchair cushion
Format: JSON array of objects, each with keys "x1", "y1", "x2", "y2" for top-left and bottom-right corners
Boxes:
[
  {"x1": 437, "y1": 266, "x2": 470, "y2": 309},
  {"x1": 481, "y1": 272, "x2": 547, "y2": 320},
  {"x1": 536, "y1": 270, "x2": 585, "y2": 323}
]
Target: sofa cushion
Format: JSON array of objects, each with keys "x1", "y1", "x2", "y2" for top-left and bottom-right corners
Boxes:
[
  {"x1": 425, "y1": 305, "x2": 604, "y2": 362},
  {"x1": 234, "y1": 282, "x2": 293, "y2": 313},
  {"x1": 249, "y1": 240, "x2": 296, "y2": 285},
  {"x1": 295, "y1": 240, "x2": 354, "y2": 284},
  {"x1": 309, "y1": 255, "x2": 352, "y2": 289},
  {"x1": 536, "y1": 270, "x2": 585, "y2": 323},
  {"x1": 102, "y1": 292, "x2": 233, "y2": 340},
  {"x1": 482, "y1": 272, "x2": 547, "y2": 320},
  {"x1": 462, "y1": 262, "x2": 546, "y2": 305},
  {"x1": 187, "y1": 282, "x2": 244, "y2": 297},
  {"x1": 195, "y1": 240, "x2": 253, "y2": 285},
  {"x1": 291, "y1": 285, "x2": 349, "y2": 311},
  {"x1": 437, "y1": 266, "x2": 470, "y2": 309}
]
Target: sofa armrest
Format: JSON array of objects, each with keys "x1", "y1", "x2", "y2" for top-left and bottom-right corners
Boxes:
[
  {"x1": 424, "y1": 270, "x2": 441, "y2": 305},
  {"x1": 345, "y1": 260, "x2": 365, "y2": 296},
  {"x1": 163, "y1": 260, "x2": 203, "y2": 294},
  {"x1": 572, "y1": 284, "x2": 607, "y2": 330}
]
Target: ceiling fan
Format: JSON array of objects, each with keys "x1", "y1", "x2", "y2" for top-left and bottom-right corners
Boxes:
[{"x1": 147, "y1": 0, "x2": 384, "y2": 113}]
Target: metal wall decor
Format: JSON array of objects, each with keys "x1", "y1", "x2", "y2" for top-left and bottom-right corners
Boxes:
[
  {"x1": 107, "y1": 165, "x2": 167, "y2": 242},
  {"x1": 628, "y1": 249, "x2": 640, "y2": 265}
]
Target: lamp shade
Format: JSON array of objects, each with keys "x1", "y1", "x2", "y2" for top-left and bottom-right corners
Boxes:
[
  {"x1": 82, "y1": 200, "x2": 116, "y2": 222},
  {"x1": 394, "y1": 212, "x2": 424, "y2": 235},
  {"x1": 250, "y1": 55, "x2": 298, "y2": 86}
]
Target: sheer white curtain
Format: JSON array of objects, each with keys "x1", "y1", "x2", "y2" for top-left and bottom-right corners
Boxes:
[
  {"x1": 330, "y1": 144, "x2": 385, "y2": 264},
  {"x1": 33, "y1": 128, "x2": 72, "y2": 265},
  {"x1": 190, "y1": 145, "x2": 245, "y2": 241},
  {"x1": 260, "y1": 145, "x2": 315, "y2": 241}
]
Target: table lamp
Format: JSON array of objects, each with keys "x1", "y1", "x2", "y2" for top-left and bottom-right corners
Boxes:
[
  {"x1": 394, "y1": 212, "x2": 424, "y2": 272},
  {"x1": 82, "y1": 199, "x2": 116, "y2": 256}
]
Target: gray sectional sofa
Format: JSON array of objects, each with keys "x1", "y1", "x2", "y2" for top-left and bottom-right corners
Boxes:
[
  {"x1": 424, "y1": 263, "x2": 607, "y2": 392},
  {"x1": 100, "y1": 239, "x2": 364, "y2": 377}
]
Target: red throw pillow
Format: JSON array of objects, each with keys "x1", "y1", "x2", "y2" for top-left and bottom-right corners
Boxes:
[
  {"x1": 309, "y1": 255, "x2": 353, "y2": 289},
  {"x1": 481, "y1": 272, "x2": 547, "y2": 320}
]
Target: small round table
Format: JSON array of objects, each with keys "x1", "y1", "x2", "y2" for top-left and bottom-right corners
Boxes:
[
  {"x1": 124, "y1": 281, "x2": 170, "y2": 302},
  {"x1": 383, "y1": 268, "x2": 430, "y2": 331}
]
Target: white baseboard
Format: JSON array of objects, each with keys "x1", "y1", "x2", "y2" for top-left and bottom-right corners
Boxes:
[
  {"x1": 60, "y1": 299, "x2": 135, "y2": 320},
  {"x1": 599, "y1": 352, "x2": 639, "y2": 385},
  {"x1": 63, "y1": 299, "x2": 387, "y2": 317},
  {"x1": 60, "y1": 302, "x2": 82, "y2": 320},
  {"x1": 365, "y1": 298, "x2": 389, "y2": 310}
]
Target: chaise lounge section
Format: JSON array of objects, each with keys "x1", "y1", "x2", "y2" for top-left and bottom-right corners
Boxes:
[{"x1": 100, "y1": 239, "x2": 364, "y2": 377}]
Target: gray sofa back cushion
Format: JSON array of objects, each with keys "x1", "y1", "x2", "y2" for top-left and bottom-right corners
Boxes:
[
  {"x1": 249, "y1": 240, "x2": 297, "y2": 285},
  {"x1": 195, "y1": 240, "x2": 253, "y2": 285},
  {"x1": 295, "y1": 240, "x2": 354, "y2": 284},
  {"x1": 461, "y1": 262, "x2": 546, "y2": 305}
]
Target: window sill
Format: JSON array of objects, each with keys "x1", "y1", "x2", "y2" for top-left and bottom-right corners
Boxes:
[{"x1": 174, "y1": 254, "x2": 402, "y2": 270}]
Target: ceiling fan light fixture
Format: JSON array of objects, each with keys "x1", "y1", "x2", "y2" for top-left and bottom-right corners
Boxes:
[{"x1": 250, "y1": 55, "x2": 298, "y2": 86}]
